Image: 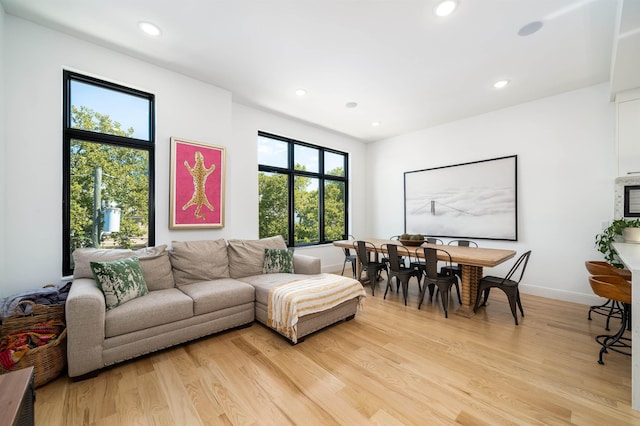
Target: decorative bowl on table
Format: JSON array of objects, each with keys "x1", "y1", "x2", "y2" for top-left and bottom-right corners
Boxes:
[{"x1": 399, "y1": 239, "x2": 424, "y2": 247}]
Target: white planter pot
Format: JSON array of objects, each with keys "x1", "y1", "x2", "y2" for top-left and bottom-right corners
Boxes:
[{"x1": 622, "y1": 227, "x2": 640, "y2": 244}]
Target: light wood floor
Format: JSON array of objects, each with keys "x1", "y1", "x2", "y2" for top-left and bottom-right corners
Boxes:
[{"x1": 35, "y1": 274, "x2": 640, "y2": 425}]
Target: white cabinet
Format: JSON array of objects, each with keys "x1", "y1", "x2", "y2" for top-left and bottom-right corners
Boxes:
[{"x1": 617, "y1": 90, "x2": 640, "y2": 176}]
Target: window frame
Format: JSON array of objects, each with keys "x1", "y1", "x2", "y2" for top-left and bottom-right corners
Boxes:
[
  {"x1": 62, "y1": 70, "x2": 156, "y2": 276},
  {"x1": 258, "y1": 131, "x2": 349, "y2": 247}
]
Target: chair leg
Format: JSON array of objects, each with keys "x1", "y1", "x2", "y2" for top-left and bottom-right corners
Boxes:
[
  {"x1": 474, "y1": 285, "x2": 483, "y2": 312},
  {"x1": 482, "y1": 287, "x2": 491, "y2": 306},
  {"x1": 501, "y1": 286, "x2": 519, "y2": 325},
  {"x1": 474, "y1": 282, "x2": 489, "y2": 312},
  {"x1": 384, "y1": 275, "x2": 393, "y2": 299},
  {"x1": 401, "y1": 277, "x2": 409, "y2": 306},
  {"x1": 341, "y1": 260, "x2": 347, "y2": 276},
  {"x1": 597, "y1": 304, "x2": 631, "y2": 365},
  {"x1": 361, "y1": 266, "x2": 375, "y2": 296},
  {"x1": 588, "y1": 298, "x2": 623, "y2": 331},
  {"x1": 474, "y1": 282, "x2": 523, "y2": 325},
  {"x1": 623, "y1": 306, "x2": 632, "y2": 331},
  {"x1": 453, "y1": 275, "x2": 462, "y2": 304},
  {"x1": 437, "y1": 283, "x2": 450, "y2": 318},
  {"x1": 516, "y1": 289, "x2": 524, "y2": 317},
  {"x1": 606, "y1": 302, "x2": 620, "y2": 331},
  {"x1": 418, "y1": 282, "x2": 427, "y2": 309},
  {"x1": 589, "y1": 298, "x2": 613, "y2": 320},
  {"x1": 370, "y1": 269, "x2": 376, "y2": 296}
]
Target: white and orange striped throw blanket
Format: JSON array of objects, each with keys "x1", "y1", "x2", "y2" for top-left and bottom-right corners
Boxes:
[{"x1": 267, "y1": 273, "x2": 366, "y2": 343}]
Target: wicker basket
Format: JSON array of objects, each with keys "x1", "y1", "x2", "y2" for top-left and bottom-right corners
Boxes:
[{"x1": 0, "y1": 300, "x2": 67, "y2": 387}]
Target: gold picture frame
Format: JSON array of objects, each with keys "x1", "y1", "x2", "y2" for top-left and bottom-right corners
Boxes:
[{"x1": 170, "y1": 137, "x2": 225, "y2": 229}]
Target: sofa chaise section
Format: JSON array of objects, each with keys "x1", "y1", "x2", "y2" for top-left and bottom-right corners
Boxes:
[{"x1": 227, "y1": 237, "x2": 363, "y2": 343}]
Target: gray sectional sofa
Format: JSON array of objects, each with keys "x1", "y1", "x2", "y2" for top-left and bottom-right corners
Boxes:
[{"x1": 66, "y1": 236, "x2": 363, "y2": 378}]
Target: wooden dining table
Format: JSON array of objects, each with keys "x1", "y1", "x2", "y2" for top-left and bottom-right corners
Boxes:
[{"x1": 333, "y1": 238, "x2": 516, "y2": 317}]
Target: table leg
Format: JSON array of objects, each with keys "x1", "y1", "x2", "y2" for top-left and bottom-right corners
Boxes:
[{"x1": 455, "y1": 265, "x2": 483, "y2": 317}]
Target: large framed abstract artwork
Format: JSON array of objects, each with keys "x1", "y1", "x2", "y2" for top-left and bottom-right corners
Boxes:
[
  {"x1": 404, "y1": 155, "x2": 517, "y2": 241},
  {"x1": 170, "y1": 137, "x2": 225, "y2": 229}
]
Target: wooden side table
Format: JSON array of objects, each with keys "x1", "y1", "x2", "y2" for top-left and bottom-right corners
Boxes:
[{"x1": 0, "y1": 366, "x2": 35, "y2": 426}]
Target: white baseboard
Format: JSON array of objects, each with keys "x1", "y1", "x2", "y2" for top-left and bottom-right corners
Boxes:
[{"x1": 519, "y1": 283, "x2": 601, "y2": 306}]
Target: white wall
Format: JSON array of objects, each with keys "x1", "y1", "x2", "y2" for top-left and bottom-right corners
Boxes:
[
  {"x1": 0, "y1": 5, "x2": 5, "y2": 295},
  {"x1": 0, "y1": 16, "x2": 230, "y2": 297},
  {"x1": 231, "y1": 103, "x2": 367, "y2": 272},
  {"x1": 0, "y1": 16, "x2": 366, "y2": 297},
  {"x1": 367, "y1": 83, "x2": 616, "y2": 304}
]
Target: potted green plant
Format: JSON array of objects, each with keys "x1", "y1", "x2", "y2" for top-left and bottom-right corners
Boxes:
[{"x1": 595, "y1": 218, "x2": 640, "y2": 267}]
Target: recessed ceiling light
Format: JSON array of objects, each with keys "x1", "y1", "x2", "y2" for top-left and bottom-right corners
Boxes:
[
  {"x1": 372, "y1": 121, "x2": 381, "y2": 127},
  {"x1": 138, "y1": 21, "x2": 161, "y2": 37},
  {"x1": 345, "y1": 101, "x2": 358, "y2": 108},
  {"x1": 493, "y1": 80, "x2": 509, "y2": 89},
  {"x1": 295, "y1": 89, "x2": 307, "y2": 96},
  {"x1": 518, "y1": 21, "x2": 543, "y2": 36},
  {"x1": 434, "y1": 1, "x2": 458, "y2": 17}
]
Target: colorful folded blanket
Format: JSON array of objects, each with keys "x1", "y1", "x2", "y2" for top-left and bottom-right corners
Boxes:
[
  {"x1": 0, "y1": 319, "x2": 65, "y2": 370},
  {"x1": 267, "y1": 273, "x2": 366, "y2": 343}
]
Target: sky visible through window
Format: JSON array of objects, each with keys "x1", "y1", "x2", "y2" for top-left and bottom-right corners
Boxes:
[
  {"x1": 71, "y1": 80, "x2": 150, "y2": 140},
  {"x1": 258, "y1": 136, "x2": 345, "y2": 176}
]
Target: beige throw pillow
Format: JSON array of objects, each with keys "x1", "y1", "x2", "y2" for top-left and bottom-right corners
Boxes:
[
  {"x1": 136, "y1": 245, "x2": 175, "y2": 291},
  {"x1": 134, "y1": 245, "x2": 169, "y2": 258},
  {"x1": 169, "y1": 239, "x2": 230, "y2": 285},
  {"x1": 227, "y1": 235, "x2": 287, "y2": 278},
  {"x1": 72, "y1": 247, "x2": 134, "y2": 279}
]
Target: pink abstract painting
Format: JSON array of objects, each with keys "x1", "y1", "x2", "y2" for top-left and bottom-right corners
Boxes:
[{"x1": 170, "y1": 137, "x2": 225, "y2": 228}]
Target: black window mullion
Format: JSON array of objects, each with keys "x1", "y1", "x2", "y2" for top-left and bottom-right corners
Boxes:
[
  {"x1": 257, "y1": 132, "x2": 349, "y2": 247},
  {"x1": 288, "y1": 142, "x2": 295, "y2": 247},
  {"x1": 318, "y1": 151, "x2": 325, "y2": 243},
  {"x1": 343, "y1": 155, "x2": 349, "y2": 240},
  {"x1": 68, "y1": 128, "x2": 151, "y2": 148},
  {"x1": 62, "y1": 133, "x2": 72, "y2": 276}
]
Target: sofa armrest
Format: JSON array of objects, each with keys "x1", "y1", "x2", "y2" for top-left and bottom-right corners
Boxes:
[
  {"x1": 66, "y1": 278, "x2": 106, "y2": 377},
  {"x1": 293, "y1": 254, "x2": 321, "y2": 275}
]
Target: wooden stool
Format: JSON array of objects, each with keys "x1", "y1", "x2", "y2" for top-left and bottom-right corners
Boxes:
[
  {"x1": 585, "y1": 261, "x2": 631, "y2": 330},
  {"x1": 588, "y1": 275, "x2": 632, "y2": 365}
]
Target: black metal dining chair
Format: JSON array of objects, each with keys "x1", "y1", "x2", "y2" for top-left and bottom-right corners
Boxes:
[
  {"x1": 383, "y1": 235, "x2": 407, "y2": 268},
  {"x1": 474, "y1": 250, "x2": 532, "y2": 325},
  {"x1": 354, "y1": 240, "x2": 387, "y2": 296},
  {"x1": 410, "y1": 237, "x2": 443, "y2": 273},
  {"x1": 340, "y1": 234, "x2": 357, "y2": 276},
  {"x1": 417, "y1": 247, "x2": 459, "y2": 318},
  {"x1": 440, "y1": 239, "x2": 478, "y2": 281},
  {"x1": 381, "y1": 244, "x2": 422, "y2": 305}
]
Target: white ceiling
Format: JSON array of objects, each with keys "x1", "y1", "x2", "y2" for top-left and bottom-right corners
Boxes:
[{"x1": 2, "y1": 0, "x2": 639, "y2": 142}]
